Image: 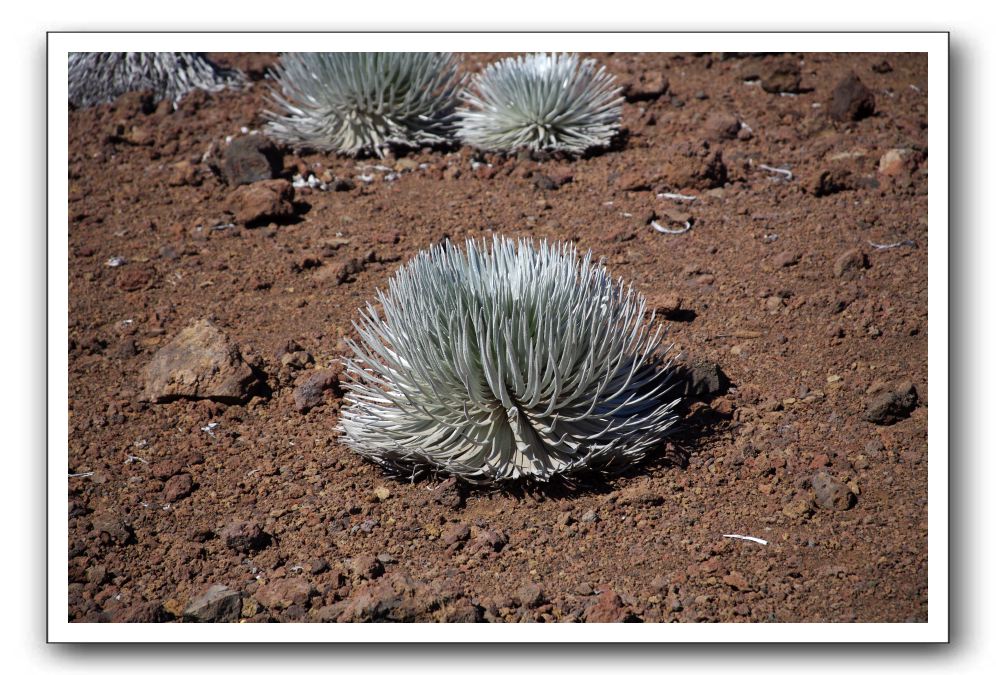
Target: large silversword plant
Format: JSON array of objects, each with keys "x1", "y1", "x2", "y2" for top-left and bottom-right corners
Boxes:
[
  {"x1": 264, "y1": 52, "x2": 465, "y2": 157},
  {"x1": 68, "y1": 52, "x2": 246, "y2": 108},
  {"x1": 339, "y1": 236, "x2": 680, "y2": 484},
  {"x1": 456, "y1": 53, "x2": 624, "y2": 155}
]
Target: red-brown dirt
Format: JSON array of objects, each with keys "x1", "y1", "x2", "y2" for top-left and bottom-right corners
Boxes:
[{"x1": 67, "y1": 52, "x2": 928, "y2": 623}]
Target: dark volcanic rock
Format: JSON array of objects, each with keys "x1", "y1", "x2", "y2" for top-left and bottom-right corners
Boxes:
[
  {"x1": 254, "y1": 577, "x2": 315, "y2": 611},
  {"x1": 684, "y1": 360, "x2": 730, "y2": 397},
  {"x1": 141, "y1": 319, "x2": 258, "y2": 403},
  {"x1": 222, "y1": 135, "x2": 281, "y2": 186},
  {"x1": 225, "y1": 179, "x2": 295, "y2": 227},
  {"x1": 829, "y1": 73, "x2": 876, "y2": 122},
  {"x1": 293, "y1": 368, "x2": 342, "y2": 413},
  {"x1": 220, "y1": 520, "x2": 270, "y2": 553},
  {"x1": 864, "y1": 382, "x2": 919, "y2": 425},
  {"x1": 183, "y1": 584, "x2": 242, "y2": 622},
  {"x1": 584, "y1": 589, "x2": 638, "y2": 623},
  {"x1": 812, "y1": 471, "x2": 857, "y2": 511},
  {"x1": 761, "y1": 59, "x2": 802, "y2": 94}
]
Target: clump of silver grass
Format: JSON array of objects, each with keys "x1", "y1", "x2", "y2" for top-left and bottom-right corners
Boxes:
[
  {"x1": 339, "y1": 236, "x2": 680, "y2": 484},
  {"x1": 68, "y1": 52, "x2": 246, "y2": 108},
  {"x1": 264, "y1": 52, "x2": 465, "y2": 157},
  {"x1": 456, "y1": 53, "x2": 624, "y2": 155}
]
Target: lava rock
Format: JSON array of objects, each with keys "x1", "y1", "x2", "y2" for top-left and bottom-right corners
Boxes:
[
  {"x1": 183, "y1": 584, "x2": 242, "y2": 622},
  {"x1": 622, "y1": 70, "x2": 669, "y2": 102},
  {"x1": 431, "y1": 476, "x2": 466, "y2": 509},
  {"x1": 879, "y1": 148, "x2": 922, "y2": 178},
  {"x1": 583, "y1": 589, "x2": 637, "y2": 623},
  {"x1": 112, "y1": 601, "x2": 172, "y2": 623},
  {"x1": 220, "y1": 520, "x2": 270, "y2": 553},
  {"x1": 162, "y1": 473, "x2": 194, "y2": 502},
  {"x1": 141, "y1": 319, "x2": 258, "y2": 404},
  {"x1": 225, "y1": 179, "x2": 295, "y2": 227},
  {"x1": 863, "y1": 382, "x2": 919, "y2": 425},
  {"x1": 661, "y1": 141, "x2": 728, "y2": 190},
  {"x1": 761, "y1": 59, "x2": 802, "y2": 94},
  {"x1": 292, "y1": 368, "x2": 342, "y2": 413},
  {"x1": 833, "y1": 248, "x2": 868, "y2": 279},
  {"x1": 351, "y1": 555, "x2": 385, "y2": 580},
  {"x1": 442, "y1": 522, "x2": 471, "y2": 548},
  {"x1": 517, "y1": 583, "x2": 546, "y2": 609},
  {"x1": 92, "y1": 512, "x2": 135, "y2": 546},
  {"x1": 222, "y1": 135, "x2": 281, "y2": 186},
  {"x1": 812, "y1": 471, "x2": 857, "y2": 511},
  {"x1": 703, "y1": 112, "x2": 741, "y2": 141},
  {"x1": 254, "y1": 578, "x2": 315, "y2": 611},
  {"x1": 684, "y1": 360, "x2": 730, "y2": 397},
  {"x1": 829, "y1": 73, "x2": 876, "y2": 122},
  {"x1": 809, "y1": 167, "x2": 855, "y2": 197}
]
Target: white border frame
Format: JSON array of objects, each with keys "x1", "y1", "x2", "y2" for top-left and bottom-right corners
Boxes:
[{"x1": 48, "y1": 32, "x2": 948, "y2": 643}]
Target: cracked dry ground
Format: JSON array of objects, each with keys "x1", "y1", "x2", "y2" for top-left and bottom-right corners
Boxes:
[{"x1": 67, "y1": 52, "x2": 928, "y2": 623}]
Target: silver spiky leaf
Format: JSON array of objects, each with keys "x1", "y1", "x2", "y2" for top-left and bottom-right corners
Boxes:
[
  {"x1": 264, "y1": 52, "x2": 465, "y2": 157},
  {"x1": 68, "y1": 52, "x2": 246, "y2": 108},
  {"x1": 339, "y1": 236, "x2": 680, "y2": 484},
  {"x1": 456, "y1": 53, "x2": 624, "y2": 155}
]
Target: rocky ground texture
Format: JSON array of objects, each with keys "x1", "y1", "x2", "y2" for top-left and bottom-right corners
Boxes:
[{"x1": 67, "y1": 52, "x2": 928, "y2": 623}]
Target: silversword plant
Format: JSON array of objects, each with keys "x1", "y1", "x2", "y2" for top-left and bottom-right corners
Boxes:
[
  {"x1": 456, "y1": 53, "x2": 624, "y2": 155},
  {"x1": 68, "y1": 52, "x2": 246, "y2": 108},
  {"x1": 339, "y1": 236, "x2": 680, "y2": 484},
  {"x1": 264, "y1": 52, "x2": 465, "y2": 157}
]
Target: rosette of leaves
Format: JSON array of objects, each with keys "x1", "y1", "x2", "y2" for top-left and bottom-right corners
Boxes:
[
  {"x1": 456, "y1": 53, "x2": 624, "y2": 155},
  {"x1": 264, "y1": 52, "x2": 465, "y2": 157},
  {"x1": 68, "y1": 52, "x2": 246, "y2": 108},
  {"x1": 339, "y1": 236, "x2": 680, "y2": 484}
]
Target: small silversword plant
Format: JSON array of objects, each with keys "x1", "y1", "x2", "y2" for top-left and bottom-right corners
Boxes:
[
  {"x1": 339, "y1": 236, "x2": 680, "y2": 484},
  {"x1": 264, "y1": 52, "x2": 465, "y2": 157},
  {"x1": 456, "y1": 53, "x2": 624, "y2": 155},
  {"x1": 68, "y1": 52, "x2": 246, "y2": 108}
]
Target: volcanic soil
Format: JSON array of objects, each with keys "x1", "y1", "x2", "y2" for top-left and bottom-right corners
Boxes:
[{"x1": 67, "y1": 52, "x2": 929, "y2": 623}]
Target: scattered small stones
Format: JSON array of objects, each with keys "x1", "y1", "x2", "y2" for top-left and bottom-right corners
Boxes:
[
  {"x1": 581, "y1": 510, "x2": 600, "y2": 524},
  {"x1": 761, "y1": 59, "x2": 802, "y2": 94},
  {"x1": 782, "y1": 498, "x2": 814, "y2": 520},
  {"x1": 220, "y1": 520, "x2": 269, "y2": 553},
  {"x1": 183, "y1": 584, "x2": 242, "y2": 622},
  {"x1": 809, "y1": 167, "x2": 855, "y2": 197},
  {"x1": 113, "y1": 602, "x2": 172, "y2": 623},
  {"x1": 863, "y1": 382, "x2": 919, "y2": 425},
  {"x1": 292, "y1": 368, "x2": 342, "y2": 413},
  {"x1": 828, "y1": 73, "x2": 876, "y2": 122},
  {"x1": 833, "y1": 249, "x2": 868, "y2": 279},
  {"x1": 141, "y1": 319, "x2": 258, "y2": 404},
  {"x1": 91, "y1": 512, "x2": 135, "y2": 547},
  {"x1": 722, "y1": 571, "x2": 752, "y2": 592},
  {"x1": 372, "y1": 486, "x2": 391, "y2": 502},
  {"x1": 812, "y1": 471, "x2": 857, "y2": 511}
]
